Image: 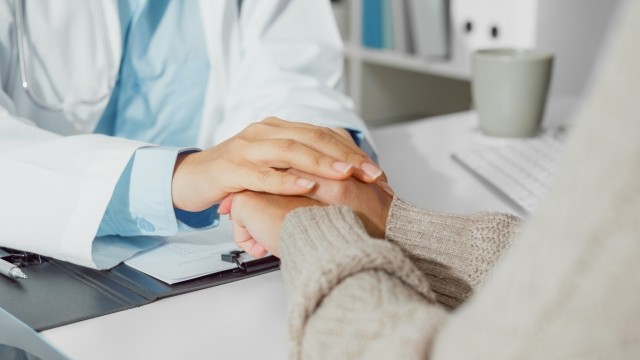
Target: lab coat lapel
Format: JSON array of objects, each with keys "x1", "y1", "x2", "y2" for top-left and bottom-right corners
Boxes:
[
  {"x1": 197, "y1": 0, "x2": 239, "y2": 147},
  {"x1": 98, "y1": 0, "x2": 123, "y2": 86}
]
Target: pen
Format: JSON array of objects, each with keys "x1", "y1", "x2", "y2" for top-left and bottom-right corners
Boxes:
[{"x1": 0, "y1": 257, "x2": 27, "y2": 280}]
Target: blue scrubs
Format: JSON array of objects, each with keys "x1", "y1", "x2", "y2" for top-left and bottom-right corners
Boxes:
[
  {"x1": 95, "y1": 0, "x2": 373, "y2": 238},
  {"x1": 96, "y1": 0, "x2": 215, "y2": 237}
]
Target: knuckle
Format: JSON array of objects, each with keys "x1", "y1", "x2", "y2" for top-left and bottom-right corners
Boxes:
[
  {"x1": 229, "y1": 136, "x2": 248, "y2": 148},
  {"x1": 343, "y1": 150, "x2": 365, "y2": 164},
  {"x1": 320, "y1": 126, "x2": 334, "y2": 135},
  {"x1": 278, "y1": 139, "x2": 299, "y2": 154},
  {"x1": 312, "y1": 155, "x2": 325, "y2": 168},
  {"x1": 261, "y1": 116, "x2": 281, "y2": 124},
  {"x1": 310, "y1": 128, "x2": 331, "y2": 144},
  {"x1": 245, "y1": 122, "x2": 268, "y2": 137},
  {"x1": 226, "y1": 138, "x2": 249, "y2": 157},
  {"x1": 329, "y1": 127, "x2": 350, "y2": 139}
]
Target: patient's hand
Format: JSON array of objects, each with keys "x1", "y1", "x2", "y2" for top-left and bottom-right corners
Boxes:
[
  {"x1": 290, "y1": 169, "x2": 394, "y2": 238},
  {"x1": 224, "y1": 192, "x2": 321, "y2": 258},
  {"x1": 222, "y1": 171, "x2": 394, "y2": 258}
]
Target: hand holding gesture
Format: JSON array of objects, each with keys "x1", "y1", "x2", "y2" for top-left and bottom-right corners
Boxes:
[{"x1": 171, "y1": 117, "x2": 382, "y2": 212}]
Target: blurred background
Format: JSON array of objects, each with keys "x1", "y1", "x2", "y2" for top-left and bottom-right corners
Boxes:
[{"x1": 331, "y1": 0, "x2": 622, "y2": 127}]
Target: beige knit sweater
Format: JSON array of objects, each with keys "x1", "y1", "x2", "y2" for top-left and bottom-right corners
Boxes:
[{"x1": 279, "y1": 1, "x2": 640, "y2": 359}]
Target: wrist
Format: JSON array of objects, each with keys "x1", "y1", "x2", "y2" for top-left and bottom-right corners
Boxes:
[
  {"x1": 171, "y1": 151, "x2": 211, "y2": 212},
  {"x1": 171, "y1": 152, "x2": 189, "y2": 209}
]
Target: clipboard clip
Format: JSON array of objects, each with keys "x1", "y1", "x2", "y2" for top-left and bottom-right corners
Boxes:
[{"x1": 221, "y1": 250, "x2": 279, "y2": 273}]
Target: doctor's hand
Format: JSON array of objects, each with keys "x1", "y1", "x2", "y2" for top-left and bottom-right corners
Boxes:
[
  {"x1": 171, "y1": 117, "x2": 381, "y2": 212},
  {"x1": 226, "y1": 192, "x2": 322, "y2": 258}
]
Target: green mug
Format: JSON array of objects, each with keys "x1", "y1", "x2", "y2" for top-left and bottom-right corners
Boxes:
[{"x1": 472, "y1": 49, "x2": 554, "y2": 137}]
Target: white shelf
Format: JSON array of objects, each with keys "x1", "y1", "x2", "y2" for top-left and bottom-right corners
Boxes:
[
  {"x1": 336, "y1": 0, "x2": 473, "y2": 125},
  {"x1": 344, "y1": 44, "x2": 470, "y2": 81},
  {"x1": 336, "y1": 0, "x2": 621, "y2": 126}
]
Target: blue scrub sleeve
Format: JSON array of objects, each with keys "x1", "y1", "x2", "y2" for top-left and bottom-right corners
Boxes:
[
  {"x1": 96, "y1": 147, "x2": 218, "y2": 237},
  {"x1": 348, "y1": 129, "x2": 378, "y2": 163}
]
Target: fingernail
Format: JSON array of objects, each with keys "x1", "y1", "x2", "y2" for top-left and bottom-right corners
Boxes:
[
  {"x1": 295, "y1": 178, "x2": 316, "y2": 189},
  {"x1": 362, "y1": 162, "x2": 383, "y2": 180},
  {"x1": 332, "y1": 161, "x2": 353, "y2": 174}
]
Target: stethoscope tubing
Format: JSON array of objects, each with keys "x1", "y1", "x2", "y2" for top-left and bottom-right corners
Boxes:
[{"x1": 14, "y1": 0, "x2": 115, "y2": 112}]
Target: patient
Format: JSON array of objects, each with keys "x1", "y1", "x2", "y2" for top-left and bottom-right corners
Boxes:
[{"x1": 223, "y1": 2, "x2": 640, "y2": 359}]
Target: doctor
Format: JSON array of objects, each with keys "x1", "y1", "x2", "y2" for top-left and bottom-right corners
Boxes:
[{"x1": 0, "y1": 0, "x2": 378, "y2": 268}]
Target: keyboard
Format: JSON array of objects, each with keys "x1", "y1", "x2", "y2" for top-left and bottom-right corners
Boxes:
[{"x1": 452, "y1": 130, "x2": 565, "y2": 214}]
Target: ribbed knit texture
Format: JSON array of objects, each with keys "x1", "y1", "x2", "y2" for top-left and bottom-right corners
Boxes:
[
  {"x1": 386, "y1": 197, "x2": 520, "y2": 308},
  {"x1": 280, "y1": 206, "x2": 445, "y2": 360}
]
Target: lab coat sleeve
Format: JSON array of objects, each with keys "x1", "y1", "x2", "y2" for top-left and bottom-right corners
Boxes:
[
  {"x1": 213, "y1": 0, "x2": 373, "y2": 147},
  {"x1": 0, "y1": 2, "x2": 145, "y2": 268},
  {"x1": 0, "y1": 116, "x2": 147, "y2": 268}
]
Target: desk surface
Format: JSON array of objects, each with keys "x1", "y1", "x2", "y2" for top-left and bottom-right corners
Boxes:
[
  {"x1": 41, "y1": 111, "x2": 521, "y2": 360},
  {"x1": 373, "y1": 111, "x2": 524, "y2": 216}
]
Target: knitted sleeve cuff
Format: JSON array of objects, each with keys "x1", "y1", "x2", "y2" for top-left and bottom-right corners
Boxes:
[
  {"x1": 279, "y1": 206, "x2": 438, "y2": 351},
  {"x1": 385, "y1": 197, "x2": 522, "y2": 307}
]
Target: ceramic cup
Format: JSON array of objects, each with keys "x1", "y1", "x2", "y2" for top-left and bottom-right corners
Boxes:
[{"x1": 472, "y1": 48, "x2": 554, "y2": 137}]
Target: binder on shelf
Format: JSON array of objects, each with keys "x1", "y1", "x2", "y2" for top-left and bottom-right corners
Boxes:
[
  {"x1": 0, "y1": 249, "x2": 279, "y2": 331},
  {"x1": 408, "y1": 0, "x2": 450, "y2": 58},
  {"x1": 362, "y1": 0, "x2": 383, "y2": 48},
  {"x1": 391, "y1": 0, "x2": 413, "y2": 53},
  {"x1": 381, "y1": 0, "x2": 394, "y2": 49}
]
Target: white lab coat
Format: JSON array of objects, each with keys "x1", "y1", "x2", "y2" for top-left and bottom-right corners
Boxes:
[{"x1": 0, "y1": 0, "x2": 368, "y2": 267}]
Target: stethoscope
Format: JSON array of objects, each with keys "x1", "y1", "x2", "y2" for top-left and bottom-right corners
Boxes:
[{"x1": 14, "y1": 0, "x2": 115, "y2": 112}]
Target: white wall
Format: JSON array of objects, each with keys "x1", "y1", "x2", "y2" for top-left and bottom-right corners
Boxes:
[{"x1": 537, "y1": 0, "x2": 623, "y2": 99}]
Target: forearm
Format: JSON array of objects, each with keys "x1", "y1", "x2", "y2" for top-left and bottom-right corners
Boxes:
[
  {"x1": 385, "y1": 197, "x2": 522, "y2": 308},
  {"x1": 280, "y1": 206, "x2": 447, "y2": 360}
]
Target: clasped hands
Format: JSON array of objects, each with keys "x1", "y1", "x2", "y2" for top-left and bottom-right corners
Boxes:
[{"x1": 171, "y1": 117, "x2": 394, "y2": 258}]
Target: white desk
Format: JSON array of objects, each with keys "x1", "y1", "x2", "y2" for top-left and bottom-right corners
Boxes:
[
  {"x1": 41, "y1": 111, "x2": 521, "y2": 360},
  {"x1": 372, "y1": 111, "x2": 524, "y2": 217}
]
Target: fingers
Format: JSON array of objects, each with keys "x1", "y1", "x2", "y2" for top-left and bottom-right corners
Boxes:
[
  {"x1": 261, "y1": 117, "x2": 363, "y2": 154},
  {"x1": 284, "y1": 168, "x2": 357, "y2": 207},
  {"x1": 287, "y1": 167, "x2": 391, "y2": 195},
  {"x1": 245, "y1": 119, "x2": 383, "y2": 182},
  {"x1": 229, "y1": 192, "x2": 284, "y2": 258},
  {"x1": 232, "y1": 221, "x2": 269, "y2": 258},
  {"x1": 225, "y1": 164, "x2": 317, "y2": 196},
  {"x1": 245, "y1": 139, "x2": 355, "y2": 180}
]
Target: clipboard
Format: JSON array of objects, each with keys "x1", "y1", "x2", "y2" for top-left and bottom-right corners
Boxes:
[{"x1": 0, "y1": 249, "x2": 279, "y2": 331}]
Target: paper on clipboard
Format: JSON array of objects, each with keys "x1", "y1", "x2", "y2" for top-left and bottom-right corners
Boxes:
[{"x1": 124, "y1": 217, "x2": 239, "y2": 284}]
